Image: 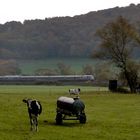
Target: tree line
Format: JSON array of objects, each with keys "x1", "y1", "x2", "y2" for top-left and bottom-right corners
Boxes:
[{"x1": 0, "y1": 4, "x2": 140, "y2": 59}]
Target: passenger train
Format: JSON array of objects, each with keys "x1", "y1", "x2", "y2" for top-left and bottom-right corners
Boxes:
[{"x1": 0, "y1": 75, "x2": 94, "y2": 85}]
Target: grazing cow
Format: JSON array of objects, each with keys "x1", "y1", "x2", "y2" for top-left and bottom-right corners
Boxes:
[
  {"x1": 23, "y1": 98, "x2": 42, "y2": 131},
  {"x1": 69, "y1": 88, "x2": 81, "y2": 96}
]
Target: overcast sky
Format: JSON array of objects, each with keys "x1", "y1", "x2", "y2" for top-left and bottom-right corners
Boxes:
[{"x1": 0, "y1": 0, "x2": 140, "y2": 24}]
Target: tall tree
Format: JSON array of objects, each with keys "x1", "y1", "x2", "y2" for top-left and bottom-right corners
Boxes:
[{"x1": 93, "y1": 16, "x2": 140, "y2": 93}]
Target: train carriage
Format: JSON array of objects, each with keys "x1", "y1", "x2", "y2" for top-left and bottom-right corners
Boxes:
[{"x1": 0, "y1": 75, "x2": 94, "y2": 84}]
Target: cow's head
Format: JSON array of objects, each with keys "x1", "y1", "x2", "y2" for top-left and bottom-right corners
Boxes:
[{"x1": 22, "y1": 98, "x2": 32, "y2": 103}]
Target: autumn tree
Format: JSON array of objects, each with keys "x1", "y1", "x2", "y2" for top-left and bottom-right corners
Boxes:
[
  {"x1": 93, "y1": 16, "x2": 140, "y2": 93},
  {"x1": 57, "y1": 62, "x2": 74, "y2": 75},
  {"x1": 94, "y1": 62, "x2": 117, "y2": 86},
  {"x1": 0, "y1": 59, "x2": 21, "y2": 75},
  {"x1": 82, "y1": 64, "x2": 94, "y2": 75}
]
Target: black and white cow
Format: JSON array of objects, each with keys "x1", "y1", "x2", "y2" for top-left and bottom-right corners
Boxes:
[
  {"x1": 23, "y1": 98, "x2": 42, "y2": 131},
  {"x1": 69, "y1": 88, "x2": 81, "y2": 96}
]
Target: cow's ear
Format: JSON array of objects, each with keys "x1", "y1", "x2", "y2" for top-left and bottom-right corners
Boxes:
[{"x1": 23, "y1": 99, "x2": 27, "y2": 103}]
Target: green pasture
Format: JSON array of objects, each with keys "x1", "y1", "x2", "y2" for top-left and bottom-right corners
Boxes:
[
  {"x1": 16, "y1": 57, "x2": 140, "y2": 75},
  {"x1": 17, "y1": 58, "x2": 99, "y2": 75},
  {"x1": 0, "y1": 85, "x2": 140, "y2": 140}
]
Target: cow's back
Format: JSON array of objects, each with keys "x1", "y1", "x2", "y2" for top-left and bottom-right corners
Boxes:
[{"x1": 31, "y1": 100, "x2": 41, "y2": 115}]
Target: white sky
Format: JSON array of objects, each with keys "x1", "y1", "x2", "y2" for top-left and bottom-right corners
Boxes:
[{"x1": 0, "y1": 0, "x2": 140, "y2": 24}]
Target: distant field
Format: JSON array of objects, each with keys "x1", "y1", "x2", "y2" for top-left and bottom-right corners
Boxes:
[
  {"x1": 17, "y1": 58, "x2": 139, "y2": 75},
  {"x1": 17, "y1": 58, "x2": 99, "y2": 75},
  {"x1": 0, "y1": 85, "x2": 140, "y2": 140}
]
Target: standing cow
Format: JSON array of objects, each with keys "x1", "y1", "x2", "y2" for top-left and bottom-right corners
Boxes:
[
  {"x1": 23, "y1": 98, "x2": 42, "y2": 131},
  {"x1": 69, "y1": 88, "x2": 81, "y2": 97}
]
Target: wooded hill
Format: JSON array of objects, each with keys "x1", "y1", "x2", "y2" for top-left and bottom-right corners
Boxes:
[{"x1": 0, "y1": 3, "x2": 140, "y2": 59}]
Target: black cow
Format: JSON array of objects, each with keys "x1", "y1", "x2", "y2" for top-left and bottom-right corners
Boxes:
[{"x1": 23, "y1": 98, "x2": 42, "y2": 131}]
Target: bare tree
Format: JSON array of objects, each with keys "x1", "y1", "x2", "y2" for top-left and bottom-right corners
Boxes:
[{"x1": 93, "y1": 16, "x2": 140, "y2": 93}]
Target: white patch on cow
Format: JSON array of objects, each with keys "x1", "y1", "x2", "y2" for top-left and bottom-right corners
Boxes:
[
  {"x1": 28, "y1": 99, "x2": 32, "y2": 109},
  {"x1": 35, "y1": 101, "x2": 40, "y2": 110}
]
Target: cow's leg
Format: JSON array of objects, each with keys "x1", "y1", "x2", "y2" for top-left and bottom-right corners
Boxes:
[
  {"x1": 30, "y1": 118, "x2": 34, "y2": 131},
  {"x1": 31, "y1": 116, "x2": 38, "y2": 131},
  {"x1": 28, "y1": 111, "x2": 33, "y2": 131},
  {"x1": 35, "y1": 117, "x2": 38, "y2": 132},
  {"x1": 29, "y1": 114, "x2": 34, "y2": 131}
]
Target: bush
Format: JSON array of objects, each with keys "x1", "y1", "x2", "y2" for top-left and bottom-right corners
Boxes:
[{"x1": 116, "y1": 87, "x2": 130, "y2": 93}]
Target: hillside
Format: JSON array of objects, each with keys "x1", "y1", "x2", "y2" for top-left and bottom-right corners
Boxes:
[{"x1": 0, "y1": 3, "x2": 140, "y2": 59}]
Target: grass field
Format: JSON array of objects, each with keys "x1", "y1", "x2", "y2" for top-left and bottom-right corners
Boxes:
[
  {"x1": 0, "y1": 85, "x2": 140, "y2": 140},
  {"x1": 17, "y1": 58, "x2": 99, "y2": 75}
]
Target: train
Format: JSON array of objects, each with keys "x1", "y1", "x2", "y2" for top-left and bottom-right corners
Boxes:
[{"x1": 0, "y1": 75, "x2": 94, "y2": 85}]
